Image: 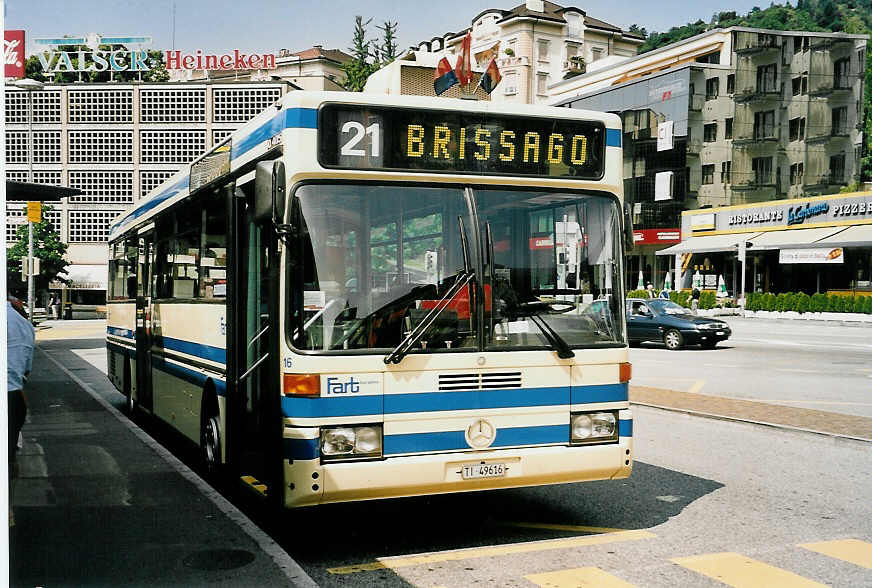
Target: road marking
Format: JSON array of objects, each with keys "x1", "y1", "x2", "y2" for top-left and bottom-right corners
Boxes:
[
  {"x1": 736, "y1": 338, "x2": 872, "y2": 351},
  {"x1": 774, "y1": 368, "x2": 820, "y2": 374},
  {"x1": 501, "y1": 522, "x2": 627, "y2": 534},
  {"x1": 688, "y1": 380, "x2": 705, "y2": 394},
  {"x1": 328, "y1": 530, "x2": 656, "y2": 574},
  {"x1": 800, "y1": 539, "x2": 872, "y2": 569},
  {"x1": 525, "y1": 567, "x2": 635, "y2": 587},
  {"x1": 671, "y1": 552, "x2": 827, "y2": 587}
]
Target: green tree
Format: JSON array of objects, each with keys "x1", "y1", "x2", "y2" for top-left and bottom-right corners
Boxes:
[
  {"x1": 342, "y1": 16, "x2": 379, "y2": 91},
  {"x1": 374, "y1": 21, "x2": 400, "y2": 66},
  {"x1": 6, "y1": 204, "x2": 70, "y2": 298}
]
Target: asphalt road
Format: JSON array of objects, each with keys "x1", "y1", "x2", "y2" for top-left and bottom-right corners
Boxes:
[
  {"x1": 630, "y1": 316, "x2": 872, "y2": 418},
  {"x1": 39, "y1": 319, "x2": 872, "y2": 587}
]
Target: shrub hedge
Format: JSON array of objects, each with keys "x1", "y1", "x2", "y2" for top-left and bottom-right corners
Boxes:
[{"x1": 745, "y1": 291, "x2": 872, "y2": 314}]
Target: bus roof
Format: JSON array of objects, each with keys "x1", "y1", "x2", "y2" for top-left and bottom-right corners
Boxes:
[{"x1": 108, "y1": 91, "x2": 621, "y2": 241}]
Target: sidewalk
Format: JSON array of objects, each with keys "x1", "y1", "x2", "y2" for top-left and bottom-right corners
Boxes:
[
  {"x1": 631, "y1": 385, "x2": 872, "y2": 442},
  {"x1": 10, "y1": 332, "x2": 316, "y2": 587}
]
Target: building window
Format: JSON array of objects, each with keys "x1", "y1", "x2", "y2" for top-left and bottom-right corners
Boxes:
[
  {"x1": 68, "y1": 210, "x2": 118, "y2": 243},
  {"x1": 801, "y1": 74, "x2": 808, "y2": 94},
  {"x1": 538, "y1": 39, "x2": 550, "y2": 62},
  {"x1": 789, "y1": 117, "x2": 806, "y2": 141},
  {"x1": 753, "y1": 110, "x2": 776, "y2": 140},
  {"x1": 834, "y1": 58, "x2": 851, "y2": 89},
  {"x1": 591, "y1": 47, "x2": 604, "y2": 62},
  {"x1": 141, "y1": 170, "x2": 179, "y2": 199},
  {"x1": 140, "y1": 130, "x2": 207, "y2": 164},
  {"x1": 68, "y1": 89, "x2": 133, "y2": 123},
  {"x1": 537, "y1": 73, "x2": 549, "y2": 95},
  {"x1": 721, "y1": 161, "x2": 731, "y2": 184},
  {"x1": 213, "y1": 87, "x2": 282, "y2": 123},
  {"x1": 832, "y1": 106, "x2": 848, "y2": 135},
  {"x1": 141, "y1": 89, "x2": 206, "y2": 123},
  {"x1": 5, "y1": 90, "x2": 61, "y2": 124},
  {"x1": 702, "y1": 164, "x2": 715, "y2": 184},
  {"x1": 726, "y1": 74, "x2": 735, "y2": 94},
  {"x1": 752, "y1": 157, "x2": 773, "y2": 185},
  {"x1": 504, "y1": 72, "x2": 518, "y2": 95},
  {"x1": 830, "y1": 153, "x2": 845, "y2": 183},
  {"x1": 69, "y1": 171, "x2": 134, "y2": 203},
  {"x1": 794, "y1": 35, "x2": 803, "y2": 54},
  {"x1": 725, "y1": 118, "x2": 733, "y2": 139},
  {"x1": 792, "y1": 76, "x2": 802, "y2": 96},
  {"x1": 705, "y1": 78, "x2": 719, "y2": 100},
  {"x1": 566, "y1": 44, "x2": 578, "y2": 60},
  {"x1": 756, "y1": 64, "x2": 777, "y2": 93},
  {"x1": 68, "y1": 131, "x2": 133, "y2": 163},
  {"x1": 790, "y1": 162, "x2": 804, "y2": 185},
  {"x1": 704, "y1": 123, "x2": 718, "y2": 142}
]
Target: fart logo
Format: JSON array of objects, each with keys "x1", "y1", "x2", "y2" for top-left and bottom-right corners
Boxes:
[
  {"x1": 326, "y1": 376, "x2": 360, "y2": 394},
  {"x1": 322, "y1": 373, "x2": 382, "y2": 396}
]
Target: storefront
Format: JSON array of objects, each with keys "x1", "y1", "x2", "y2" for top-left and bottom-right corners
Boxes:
[
  {"x1": 657, "y1": 191, "x2": 872, "y2": 298},
  {"x1": 627, "y1": 228, "x2": 681, "y2": 291}
]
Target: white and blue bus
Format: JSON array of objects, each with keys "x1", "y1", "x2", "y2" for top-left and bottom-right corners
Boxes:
[{"x1": 106, "y1": 91, "x2": 634, "y2": 509}]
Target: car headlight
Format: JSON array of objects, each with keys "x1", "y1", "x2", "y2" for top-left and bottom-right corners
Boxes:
[
  {"x1": 570, "y1": 411, "x2": 618, "y2": 444},
  {"x1": 321, "y1": 425, "x2": 383, "y2": 461}
]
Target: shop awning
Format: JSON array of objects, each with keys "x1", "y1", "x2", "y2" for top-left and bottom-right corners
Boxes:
[
  {"x1": 814, "y1": 224, "x2": 872, "y2": 247},
  {"x1": 655, "y1": 232, "x2": 763, "y2": 255},
  {"x1": 51, "y1": 264, "x2": 108, "y2": 290},
  {"x1": 746, "y1": 226, "x2": 847, "y2": 250}
]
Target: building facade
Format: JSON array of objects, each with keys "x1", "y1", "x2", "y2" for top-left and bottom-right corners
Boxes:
[
  {"x1": 407, "y1": 0, "x2": 642, "y2": 104},
  {"x1": 4, "y1": 81, "x2": 291, "y2": 306},
  {"x1": 551, "y1": 27, "x2": 868, "y2": 291},
  {"x1": 659, "y1": 191, "x2": 872, "y2": 298}
]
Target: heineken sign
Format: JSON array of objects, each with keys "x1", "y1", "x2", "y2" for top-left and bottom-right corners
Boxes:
[{"x1": 685, "y1": 192, "x2": 872, "y2": 235}]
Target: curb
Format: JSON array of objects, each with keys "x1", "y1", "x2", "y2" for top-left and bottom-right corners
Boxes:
[{"x1": 631, "y1": 401, "x2": 872, "y2": 444}]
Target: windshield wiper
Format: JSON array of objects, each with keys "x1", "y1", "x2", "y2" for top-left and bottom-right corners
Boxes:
[
  {"x1": 526, "y1": 312, "x2": 575, "y2": 359},
  {"x1": 385, "y1": 216, "x2": 474, "y2": 365},
  {"x1": 384, "y1": 270, "x2": 474, "y2": 364}
]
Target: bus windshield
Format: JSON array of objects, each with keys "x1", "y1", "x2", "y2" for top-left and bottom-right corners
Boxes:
[{"x1": 290, "y1": 184, "x2": 623, "y2": 354}]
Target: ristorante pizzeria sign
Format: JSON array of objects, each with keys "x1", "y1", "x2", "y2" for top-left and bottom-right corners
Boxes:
[{"x1": 686, "y1": 192, "x2": 872, "y2": 234}]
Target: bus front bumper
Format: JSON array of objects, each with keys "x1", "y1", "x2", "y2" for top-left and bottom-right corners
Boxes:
[{"x1": 283, "y1": 437, "x2": 633, "y2": 508}]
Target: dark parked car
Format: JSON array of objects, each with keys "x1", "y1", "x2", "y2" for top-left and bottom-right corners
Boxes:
[{"x1": 625, "y1": 298, "x2": 732, "y2": 350}]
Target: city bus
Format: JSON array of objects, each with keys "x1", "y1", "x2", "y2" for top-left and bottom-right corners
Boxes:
[{"x1": 106, "y1": 91, "x2": 634, "y2": 510}]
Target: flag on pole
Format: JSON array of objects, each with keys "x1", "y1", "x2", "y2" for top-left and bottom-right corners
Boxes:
[
  {"x1": 433, "y1": 57, "x2": 459, "y2": 95},
  {"x1": 478, "y1": 57, "x2": 502, "y2": 94},
  {"x1": 454, "y1": 32, "x2": 472, "y2": 87}
]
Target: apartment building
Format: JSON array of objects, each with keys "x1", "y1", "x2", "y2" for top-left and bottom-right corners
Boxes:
[
  {"x1": 5, "y1": 81, "x2": 291, "y2": 304},
  {"x1": 550, "y1": 27, "x2": 868, "y2": 292},
  {"x1": 386, "y1": 0, "x2": 642, "y2": 102}
]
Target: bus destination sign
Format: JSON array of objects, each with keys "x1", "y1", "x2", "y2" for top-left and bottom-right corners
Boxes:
[{"x1": 319, "y1": 105, "x2": 605, "y2": 179}]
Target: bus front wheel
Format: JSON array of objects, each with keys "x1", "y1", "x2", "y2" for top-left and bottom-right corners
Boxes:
[{"x1": 200, "y1": 391, "x2": 222, "y2": 478}]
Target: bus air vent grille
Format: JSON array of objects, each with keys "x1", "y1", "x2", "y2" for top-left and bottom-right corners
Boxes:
[{"x1": 438, "y1": 372, "x2": 522, "y2": 391}]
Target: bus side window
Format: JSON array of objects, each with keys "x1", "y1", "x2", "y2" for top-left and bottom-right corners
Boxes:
[{"x1": 200, "y1": 203, "x2": 228, "y2": 299}]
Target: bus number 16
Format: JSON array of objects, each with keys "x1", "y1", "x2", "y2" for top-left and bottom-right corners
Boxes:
[{"x1": 341, "y1": 121, "x2": 381, "y2": 157}]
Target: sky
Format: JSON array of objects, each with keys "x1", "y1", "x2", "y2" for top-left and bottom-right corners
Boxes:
[{"x1": 7, "y1": 0, "x2": 768, "y2": 57}]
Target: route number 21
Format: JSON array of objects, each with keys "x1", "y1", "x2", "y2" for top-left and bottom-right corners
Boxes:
[{"x1": 340, "y1": 121, "x2": 381, "y2": 157}]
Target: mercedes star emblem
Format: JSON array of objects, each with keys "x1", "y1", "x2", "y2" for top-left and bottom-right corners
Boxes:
[{"x1": 465, "y1": 418, "x2": 496, "y2": 449}]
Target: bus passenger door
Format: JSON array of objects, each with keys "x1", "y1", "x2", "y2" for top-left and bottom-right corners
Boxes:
[
  {"x1": 135, "y1": 231, "x2": 155, "y2": 412},
  {"x1": 227, "y1": 186, "x2": 281, "y2": 503}
]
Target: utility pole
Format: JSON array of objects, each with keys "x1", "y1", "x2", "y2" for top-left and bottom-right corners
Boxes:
[{"x1": 14, "y1": 78, "x2": 46, "y2": 324}]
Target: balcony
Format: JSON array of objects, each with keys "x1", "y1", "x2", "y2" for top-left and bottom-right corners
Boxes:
[
  {"x1": 563, "y1": 56, "x2": 586, "y2": 74},
  {"x1": 809, "y1": 36, "x2": 854, "y2": 51},
  {"x1": 735, "y1": 33, "x2": 780, "y2": 56},
  {"x1": 734, "y1": 86, "x2": 781, "y2": 103},
  {"x1": 686, "y1": 140, "x2": 703, "y2": 156},
  {"x1": 688, "y1": 94, "x2": 704, "y2": 111}
]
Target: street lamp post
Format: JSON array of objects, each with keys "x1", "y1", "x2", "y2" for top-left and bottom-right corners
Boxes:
[{"x1": 14, "y1": 78, "x2": 45, "y2": 324}]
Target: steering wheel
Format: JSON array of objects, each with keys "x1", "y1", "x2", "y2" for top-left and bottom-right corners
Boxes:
[{"x1": 516, "y1": 299, "x2": 578, "y2": 315}]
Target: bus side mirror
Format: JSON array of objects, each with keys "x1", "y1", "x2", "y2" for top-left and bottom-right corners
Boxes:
[
  {"x1": 254, "y1": 160, "x2": 286, "y2": 224},
  {"x1": 624, "y1": 203, "x2": 635, "y2": 253}
]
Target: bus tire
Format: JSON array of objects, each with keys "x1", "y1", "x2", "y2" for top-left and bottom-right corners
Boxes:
[{"x1": 200, "y1": 387, "x2": 222, "y2": 478}]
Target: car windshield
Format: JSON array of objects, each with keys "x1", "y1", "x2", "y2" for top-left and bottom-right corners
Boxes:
[
  {"x1": 648, "y1": 300, "x2": 690, "y2": 315},
  {"x1": 289, "y1": 184, "x2": 624, "y2": 354}
]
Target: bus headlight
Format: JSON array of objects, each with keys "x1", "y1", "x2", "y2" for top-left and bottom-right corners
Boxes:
[
  {"x1": 570, "y1": 412, "x2": 617, "y2": 444},
  {"x1": 321, "y1": 425, "x2": 383, "y2": 461}
]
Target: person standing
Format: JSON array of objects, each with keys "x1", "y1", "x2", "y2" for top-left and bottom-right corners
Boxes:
[
  {"x1": 691, "y1": 287, "x2": 701, "y2": 315},
  {"x1": 48, "y1": 293, "x2": 60, "y2": 320},
  {"x1": 7, "y1": 296, "x2": 35, "y2": 526},
  {"x1": 646, "y1": 283, "x2": 655, "y2": 298}
]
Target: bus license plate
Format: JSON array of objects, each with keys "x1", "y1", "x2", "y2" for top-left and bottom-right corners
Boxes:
[{"x1": 462, "y1": 463, "x2": 506, "y2": 480}]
